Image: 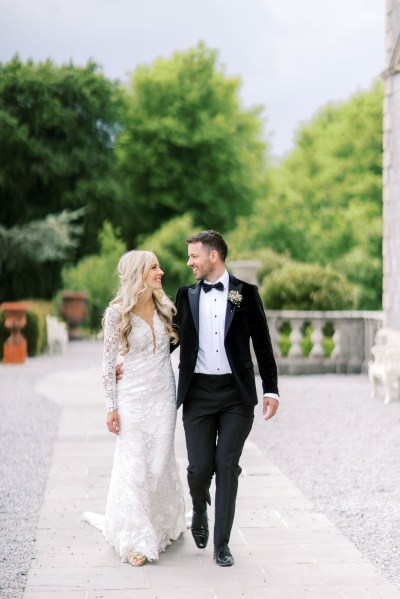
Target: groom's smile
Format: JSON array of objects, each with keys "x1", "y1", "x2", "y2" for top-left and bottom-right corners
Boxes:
[{"x1": 187, "y1": 241, "x2": 223, "y2": 283}]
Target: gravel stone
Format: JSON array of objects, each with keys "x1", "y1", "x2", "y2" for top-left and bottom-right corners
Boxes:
[{"x1": 250, "y1": 373, "x2": 400, "y2": 591}]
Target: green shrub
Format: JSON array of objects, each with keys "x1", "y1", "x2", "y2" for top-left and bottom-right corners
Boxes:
[
  {"x1": 25, "y1": 300, "x2": 53, "y2": 356},
  {"x1": 261, "y1": 262, "x2": 357, "y2": 310},
  {"x1": 62, "y1": 222, "x2": 126, "y2": 331},
  {"x1": 25, "y1": 311, "x2": 41, "y2": 357}
]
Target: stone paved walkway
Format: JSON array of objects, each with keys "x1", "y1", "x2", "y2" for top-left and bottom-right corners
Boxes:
[{"x1": 22, "y1": 353, "x2": 400, "y2": 599}]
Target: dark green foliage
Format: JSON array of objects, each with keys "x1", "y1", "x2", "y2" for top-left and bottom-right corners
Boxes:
[
  {"x1": 117, "y1": 43, "x2": 267, "y2": 241},
  {"x1": 0, "y1": 57, "x2": 125, "y2": 257},
  {"x1": 24, "y1": 301, "x2": 52, "y2": 356},
  {"x1": 24, "y1": 311, "x2": 41, "y2": 357},
  {"x1": 0, "y1": 210, "x2": 83, "y2": 300}
]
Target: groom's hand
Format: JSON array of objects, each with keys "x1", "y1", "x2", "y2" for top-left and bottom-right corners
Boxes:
[
  {"x1": 263, "y1": 397, "x2": 279, "y2": 421},
  {"x1": 115, "y1": 363, "x2": 123, "y2": 383}
]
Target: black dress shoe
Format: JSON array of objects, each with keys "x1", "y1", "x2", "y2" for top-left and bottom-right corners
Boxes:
[
  {"x1": 191, "y1": 511, "x2": 209, "y2": 549},
  {"x1": 214, "y1": 543, "x2": 234, "y2": 567}
]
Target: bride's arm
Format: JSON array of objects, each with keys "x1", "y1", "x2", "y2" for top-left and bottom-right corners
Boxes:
[{"x1": 102, "y1": 307, "x2": 121, "y2": 434}]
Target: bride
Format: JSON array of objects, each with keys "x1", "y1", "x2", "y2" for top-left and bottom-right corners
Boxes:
[{"x1": 83, "y1": 250, "x2": 186, "y2": 566}]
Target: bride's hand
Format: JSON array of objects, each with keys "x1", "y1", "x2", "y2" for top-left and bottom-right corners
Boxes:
[{"x1": 107, "y1": 410, "x2": 119, "y2": 435}]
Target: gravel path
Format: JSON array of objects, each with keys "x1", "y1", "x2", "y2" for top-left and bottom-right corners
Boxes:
[
  {"x1": 250, "y1": 373, "x2": 400, "y2": 591},
  {"x1": 2, "y1": 341, "x2": 400, "y2": 596},
  {"x1": 0, "y1": 341, "x2": 100, "y2": 599}
]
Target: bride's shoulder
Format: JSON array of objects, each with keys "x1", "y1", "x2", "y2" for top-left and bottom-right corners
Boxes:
[{"x1": 105, "y1": 303, "x2": 123, "y2": 323}]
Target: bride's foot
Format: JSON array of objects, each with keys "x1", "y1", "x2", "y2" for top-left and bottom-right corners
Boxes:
[{"x1": 127, "y1": 550, "x2": 147, "y2": 567}]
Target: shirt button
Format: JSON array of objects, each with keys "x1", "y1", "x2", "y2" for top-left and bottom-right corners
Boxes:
[{"x1": 216, "y1": 350, "x2": 219, "y2": 352}]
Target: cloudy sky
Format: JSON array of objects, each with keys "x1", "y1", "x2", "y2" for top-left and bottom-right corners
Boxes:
[{"x1": 0, "y1": 0, "x2": 384, "y2": 156}]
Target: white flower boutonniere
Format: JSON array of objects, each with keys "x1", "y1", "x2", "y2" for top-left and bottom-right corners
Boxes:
[{"x1": 227, "y1": 290, "x2": 243, "y2": 308}]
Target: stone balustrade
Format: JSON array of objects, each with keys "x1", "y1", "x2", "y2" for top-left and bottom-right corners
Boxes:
[{"x1": 263, "y1": 310, "x2": 384, "y2": 375}]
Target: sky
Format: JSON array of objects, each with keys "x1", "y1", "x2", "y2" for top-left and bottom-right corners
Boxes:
[{"x1": 0, "y1": 0, "x2": 385, "y2": 157}]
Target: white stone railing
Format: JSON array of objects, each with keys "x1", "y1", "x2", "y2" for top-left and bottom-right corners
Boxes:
[{"x1": 263, "y1": 310, "x2": 384, "y2": 375}]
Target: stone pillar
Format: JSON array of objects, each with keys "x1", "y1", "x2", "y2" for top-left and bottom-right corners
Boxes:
[
  {"x1": 228, "y1": 260, "x2": 261, "y2": 285},
  {"x1": 383, "y1": 0, "x2": 400, "y2": 329}
]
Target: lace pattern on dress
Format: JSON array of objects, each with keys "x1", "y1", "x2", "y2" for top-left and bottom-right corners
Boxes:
[
  {"x1": 102, "y1": 306, "x2": 122, "y2": 412},
  {"x1": 84, "y1": 305, "x2": 186, "y2": 562}
]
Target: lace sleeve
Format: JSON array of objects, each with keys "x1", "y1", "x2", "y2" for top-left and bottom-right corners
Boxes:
[{"x1": 102, "y1": 306, "x2": 122, "y2": 412}]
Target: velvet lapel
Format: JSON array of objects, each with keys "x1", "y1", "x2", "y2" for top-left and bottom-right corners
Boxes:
[
  {"x1": 188, "y1": 282, "x2": 201, "y2": 337},
  {"x1": 224, "y1": 275, "x2": 243, "y2": 339}
]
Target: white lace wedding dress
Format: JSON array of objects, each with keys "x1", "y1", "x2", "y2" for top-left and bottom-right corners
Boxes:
[{"x1": 83, "y1": 305, "x2": 186, "y2": 562}]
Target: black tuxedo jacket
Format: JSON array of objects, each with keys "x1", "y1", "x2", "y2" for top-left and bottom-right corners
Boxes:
[{"x1": 172, "y1": 274, "x2": 278, "y2": 409}]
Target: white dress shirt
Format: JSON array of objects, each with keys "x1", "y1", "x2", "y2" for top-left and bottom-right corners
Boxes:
[
  {"x1": 195, "y1": 270, "x2": 231, "y2": 375},
  {"x1": 194, "y1": 270, "x2": 279, "y2": 401}
]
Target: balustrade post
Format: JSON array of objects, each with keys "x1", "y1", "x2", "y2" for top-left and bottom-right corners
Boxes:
[
  {"x1": 331, "y1": 327, "x2": 342, "y2": 360},
  {"x1": 265, "y1": 309, "x2": 383, "y2": 375},
  {"x1": 288, "y1": 320, "x2": 303, "y2": 358},
  {"x1": 268, "y1": 315, "x2": 281, "y2": 358},
  {"x1": 310, "y1": 320, "x2": 324, "y2": 358}
]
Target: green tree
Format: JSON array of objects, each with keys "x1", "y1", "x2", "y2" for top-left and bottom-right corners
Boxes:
[
  {"x1": 232, "y1": 81, "x2": 383, "y2": 309},
  {"x1": 117, "y1": 42, "x2": 267, "y2": 241},
  {"x1": 62, "y1": 222, "x2": 126, "y2": 330},
  {"x1": 0, "y1": 57, "x2": 126, "y2": 257},
  {"x1": 0, "y1": 209, "x2": 83, "y2": 300},
  {"x1": 138, "y1": 214, "x2": 196, "y2": 298}
]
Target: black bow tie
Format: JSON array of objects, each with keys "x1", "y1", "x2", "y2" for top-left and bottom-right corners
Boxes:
[{"x1": 202, "y1": 281, "x2": 224, "y2": 293}]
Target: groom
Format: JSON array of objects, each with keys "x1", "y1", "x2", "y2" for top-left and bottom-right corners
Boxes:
[{"x1": 173, "y1": 230, "x2": 279, "y2": 567}]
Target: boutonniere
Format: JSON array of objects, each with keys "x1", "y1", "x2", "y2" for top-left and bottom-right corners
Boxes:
[{"x1": 227, "y1": 290, "x2": 243, "y2": 308}]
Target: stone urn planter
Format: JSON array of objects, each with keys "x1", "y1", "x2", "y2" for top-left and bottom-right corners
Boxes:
[
  {"x1": 1, "y1": 302, "x2": 30, "y2": 363},
  {"x1": 60, "y1": 291, "x2": 89, "y2": 340}
]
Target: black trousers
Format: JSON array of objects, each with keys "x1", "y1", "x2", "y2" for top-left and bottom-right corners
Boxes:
[{"x1": 182, "y1": 373, "x2": 254, "y2": 547}]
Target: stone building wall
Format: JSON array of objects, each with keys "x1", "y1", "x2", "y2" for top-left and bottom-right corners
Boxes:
[{"x1": 383, "y1": 0, "x2": 400, "y2": 328}]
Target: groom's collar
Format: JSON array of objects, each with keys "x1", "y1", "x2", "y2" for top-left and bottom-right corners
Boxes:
[
  {"x1": 191, "y1": 270, "x2": 239, "y2": 289},
  {"x1": 202, "y1": 269, "x2": 229, "y2": 289}
]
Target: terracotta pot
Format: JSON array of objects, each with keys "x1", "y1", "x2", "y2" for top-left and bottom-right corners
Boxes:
[
  {"x1": 60, "y1": 291, "x2": 89, "y2": 340},
  {"x1": 1, "y1": 302, "x2": 30, "y2": 363}
]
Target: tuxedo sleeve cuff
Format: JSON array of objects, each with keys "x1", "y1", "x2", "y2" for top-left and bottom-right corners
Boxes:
[{"x1": 263, "y1": 393, "x2": 279, "y2": 401}]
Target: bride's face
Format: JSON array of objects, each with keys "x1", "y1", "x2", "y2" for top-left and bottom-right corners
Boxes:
[{"x1": 144, "y1": 258, "x2": 164, "y2": 291}]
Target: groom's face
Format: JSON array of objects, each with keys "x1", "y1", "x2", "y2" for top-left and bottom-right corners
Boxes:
[{"x1": 187, "y1": 242, "x2": 215, "y2": 281}]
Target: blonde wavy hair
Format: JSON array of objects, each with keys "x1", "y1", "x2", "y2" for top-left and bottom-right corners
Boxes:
[{"x1": 106, "y1": 250, "x2": 178, "y2": 354}]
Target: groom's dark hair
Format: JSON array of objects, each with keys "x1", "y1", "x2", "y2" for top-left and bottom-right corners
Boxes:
[{"x1": 186, "y1": 230, "x2": 228, "y2": 261}]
